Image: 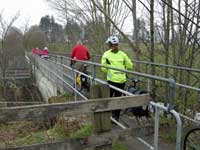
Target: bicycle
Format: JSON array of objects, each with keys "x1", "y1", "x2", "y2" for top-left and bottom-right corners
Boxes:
[
  {"x1": 75, "y1": 63, "x2": 90, "y2": 92},
  {"x1": 181, "y1": 124, "x2": 200, "y2": 150},
  {"x1": 125, "y1": 78, "x2": 151, "y2": 125}
]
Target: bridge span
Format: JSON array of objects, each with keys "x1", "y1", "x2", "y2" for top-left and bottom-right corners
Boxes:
[{"x1": 0, "y1": 53, "x2": 199, "y2": 150}]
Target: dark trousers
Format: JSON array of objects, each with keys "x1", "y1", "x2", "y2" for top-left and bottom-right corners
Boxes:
[{"x1": 107, "y1": 81, "x2": 125, "y2": 121}]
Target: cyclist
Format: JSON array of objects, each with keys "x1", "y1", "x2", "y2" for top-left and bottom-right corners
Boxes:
[
  {"x1": 41, "y1": 47, "x2": 49, "y2": 59},
  {"x1": 70, "y1": 40, "x2": 91, "y2": 91},
  {"x1": 70, "y1": 40, "x2": 91, "y2": 68},
  {"x1": 101, "y1": 36, "x2": 133, "y2": 121},
  {"x1": 43, "y1": 47, "x2": 49, "y2": 54},
  {"x1": 35, "y1": 47, "x2": 41, "y2": 56}
]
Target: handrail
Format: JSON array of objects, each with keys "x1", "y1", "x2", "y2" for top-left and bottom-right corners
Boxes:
[
  {"x1": 150, "y1": 101, "x2": 182, "y2": 150},
  {"x1": 132, "y1": 60, "x2": 200, "y2": 73},
  {"x1": 28, "y1": 53, "x2": 184, "y2": 150},
  {"x1": 53, "y1": 54, "x2": 200, "y2": 91},
  {"x1": 49, "y1": 54, "x2": 177, "y2": 109},
  {"x1": 91, "y1": 54, "x2": 200, "y2": 73},
  {"x1": 49, "y1": 52, "x2": 200, "y2": 73}
]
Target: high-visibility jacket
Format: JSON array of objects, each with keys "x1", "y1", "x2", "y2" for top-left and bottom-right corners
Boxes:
[{"x1": 101, "y1": 49, "x2": 133, "y2": 83}]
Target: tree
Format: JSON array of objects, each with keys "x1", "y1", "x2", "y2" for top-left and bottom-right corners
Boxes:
[
  {"x1": 64, "y1": 18, "x2": 81, "y2": 43},
  {"x1": 4, "y1": 27, "x2": 24, "y2": 67},
  {"x1": 46, "y1": 0, "x2": 131, "y2": 54},
  {"x1": 24, "y1": 25, "x2": 46, "y2": 49},
  {"x1": 90, "y1": 0, "x2": 135, "y2": 53},
  {"x1": 39, "y1": 15, "x2": 64, "y2": 43},
  {"x1": 0, "y1": 11, "x2": 20, "y2": 100}
]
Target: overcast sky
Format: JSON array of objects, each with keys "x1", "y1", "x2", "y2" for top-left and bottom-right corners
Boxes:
[
  {"x1": 0, "y1": 0, "x2": 54, "y2": 28},
  {"x1": 0, "y1": 0, "x2": 141, "y2": 34}
]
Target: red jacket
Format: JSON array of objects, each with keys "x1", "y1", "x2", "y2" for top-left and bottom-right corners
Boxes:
[
  {"x1": 70, "y1": 44, "x2": 90, "y2": 61},
  {"x1": 42, "y1": 49, "x2": 49, "y2": 55},
  {"x1": 32, "y1": 48, "x2": 35, "y2": 54},
  {"x1": 35, "y1": 48, "x2": 41, "y2": 55}
]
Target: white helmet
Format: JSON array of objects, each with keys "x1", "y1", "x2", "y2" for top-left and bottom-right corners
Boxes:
[
  {"x1": 44, "y1": 47, "x2": 48, "y2": 50},
  {"x1": 109, "y1": 36, "x2": 119, "y2": 44}
]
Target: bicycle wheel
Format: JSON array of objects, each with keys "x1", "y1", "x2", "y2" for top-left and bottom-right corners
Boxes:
[{"x1": 182, "y1": 126, "x2": 200, "y2": 150}]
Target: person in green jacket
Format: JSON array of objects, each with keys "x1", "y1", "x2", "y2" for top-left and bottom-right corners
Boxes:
[{"x1": 101, "y1": 36, "x2": 133, "y2": 121}]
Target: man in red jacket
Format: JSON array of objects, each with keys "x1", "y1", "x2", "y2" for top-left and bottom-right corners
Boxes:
[{"x1": 70, "y1": 40, "x2": 90, "y2": 66}]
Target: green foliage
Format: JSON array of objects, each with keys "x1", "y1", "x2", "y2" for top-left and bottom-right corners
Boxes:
[
  {"x1": 64, "y1": 92, "x2": 71, "y2": 98},
  {"x1": 112, "y1": 141, "x2": 128, "y2": 150},
  {"x1": 47, "y1": 43, "x2": 71, "y2": 53},
  {"x1": 47, "y1": 124, "x2": 69, "y2": 140},
  {"x1": 24, "y1": 26, "x2": 46, "y2": 49},
  {"x1": 9, "y1": 131, "x2": 47, "y2": 146},
  {"x1": 70, "y1": 123, "x2": 93, "y2": 138},
  {"x1": 160, "y1": 129, "x2": 176, "y2": 142},
  {"x1": 159, "y1": 116, "x2": 176, "y2": 142}
]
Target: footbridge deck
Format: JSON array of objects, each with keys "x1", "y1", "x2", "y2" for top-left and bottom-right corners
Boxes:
[{"x1": 0, "y1": 53, "x2": 199, "y2": 150}]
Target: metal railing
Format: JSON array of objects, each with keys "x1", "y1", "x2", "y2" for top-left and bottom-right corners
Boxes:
[
  {"x1": 26, "y1": 53, "x2": 186, "y2": 150},
  {"x1": 26, "y1": 52, "x2": 200, "y2": 150},
  {"x1": 49, "y1": 52, "x2": 200, "y2": 89}
]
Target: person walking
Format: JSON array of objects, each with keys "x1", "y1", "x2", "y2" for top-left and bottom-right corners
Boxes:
[{"x1": 101, "y1": 36, "x2": 133, "y2": 121}]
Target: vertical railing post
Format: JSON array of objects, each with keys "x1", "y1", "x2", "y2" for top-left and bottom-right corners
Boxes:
[
  {"x1": 146, "y1": 64, "x2": 151, "y2": 91},
  {"x1": 55, "y1": 55, "x2": 57, "y2": 63},
  {"x1": 198, "y1": 77, "x2": 200, "y2": 102},
  {"x1": 170, "y1": 110, "x2": 182, "y2": 150},
  {"x1": 33, "y1": 56, "x2": 36, "y2": 81},
  {"x1": 154, "y1": 107, "x2": 160, "y2": 150},
  {"x1": 92, "y1": 64, "x2": 96, "y2": 85},
  {"x1": 60, "y1": 56, "x2": 63, "y2": 65},
  {"x1": 73, "y1": 67, "x2": 77, "y2": 101},
  {"x1": 168, "y1": 79, "x2": 176, "y2": 110},
  {"x1": 151, "y1": 102, "x2": 182, "y2": 150}
]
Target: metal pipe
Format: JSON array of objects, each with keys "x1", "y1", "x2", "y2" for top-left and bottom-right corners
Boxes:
[
  {"x1": 73, "y1": 68, "x2": 77, "y2": 101},
  {"x1": 53, "y1": 55, "x2": 200, "y2": 91},
  {"x1": 169, "y1": 79, "x2": 176, "y2": 110},
  {"x1": 49, "y1": 53, "x2": 200, "y2": 73},
  {"x1": 92, "y1": 64, "x2": 96, "y2": 82},
  {"x1": 110, "y1": 117, "x2": 127, "y2": 129},
  {"x1": 170, "y1": 110, "x2": 182, "y2": 150},
  {"x1": 60, "y1": 55, "x2": 172, "y2": 82},
  {"x1": 150, "y1": 101, "x2": 182, "y2": 150},
  {"x1": 132, "y1": 60, "x2": 200, "y2": 73},
  {"x1": 30, "y1": 53, "x2": 185, "y2": 150},
  {"x1": 179, "y1": 113, "x2": 200, "y2": 124},
  {"x1": 176, "y1": 83, "x2": 200, "y2": 92},
  {"x1": 154, "y1": 106, "x2": 160, "y2": 150},
  {"x1": 50, "y1": 59, "x2": 135, "y2": 96},
  {"x1": 137, "y1": 137, "x2": 154, "y2": 150}
]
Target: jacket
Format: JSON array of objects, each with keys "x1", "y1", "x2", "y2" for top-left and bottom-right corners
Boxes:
[
  {"x1": 70, "y1": 44, "x2": 90, "y2": 60},
  {"x1": 101, "y1": 49, "x2": 133, "y2": 83}
]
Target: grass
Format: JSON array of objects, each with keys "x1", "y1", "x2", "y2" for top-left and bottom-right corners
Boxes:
[
  {"x1": 112, "y1": 141, "x2": 128, "y2": 150},
  {"x1": 0, "y1": 120, "x2": 93, "y2": 146},
  {"x1": 8, "y1": 131, "x2": 47, "y2": 146},
  {"x1": 159, "y1": 116, "x2": 177, "y2": 142},
  {"x1": 48, "y1": 94, "x2": 73, "y2": 103},
  {"x1": 2, "y1": 125, "x2": 67, "y2": 146},
  {"x1": 70, "y1": 123, "x2": 93, "y2": 138},
  {"x1": 1, "y1": 122, "x2": 129, "y2": 150}
]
